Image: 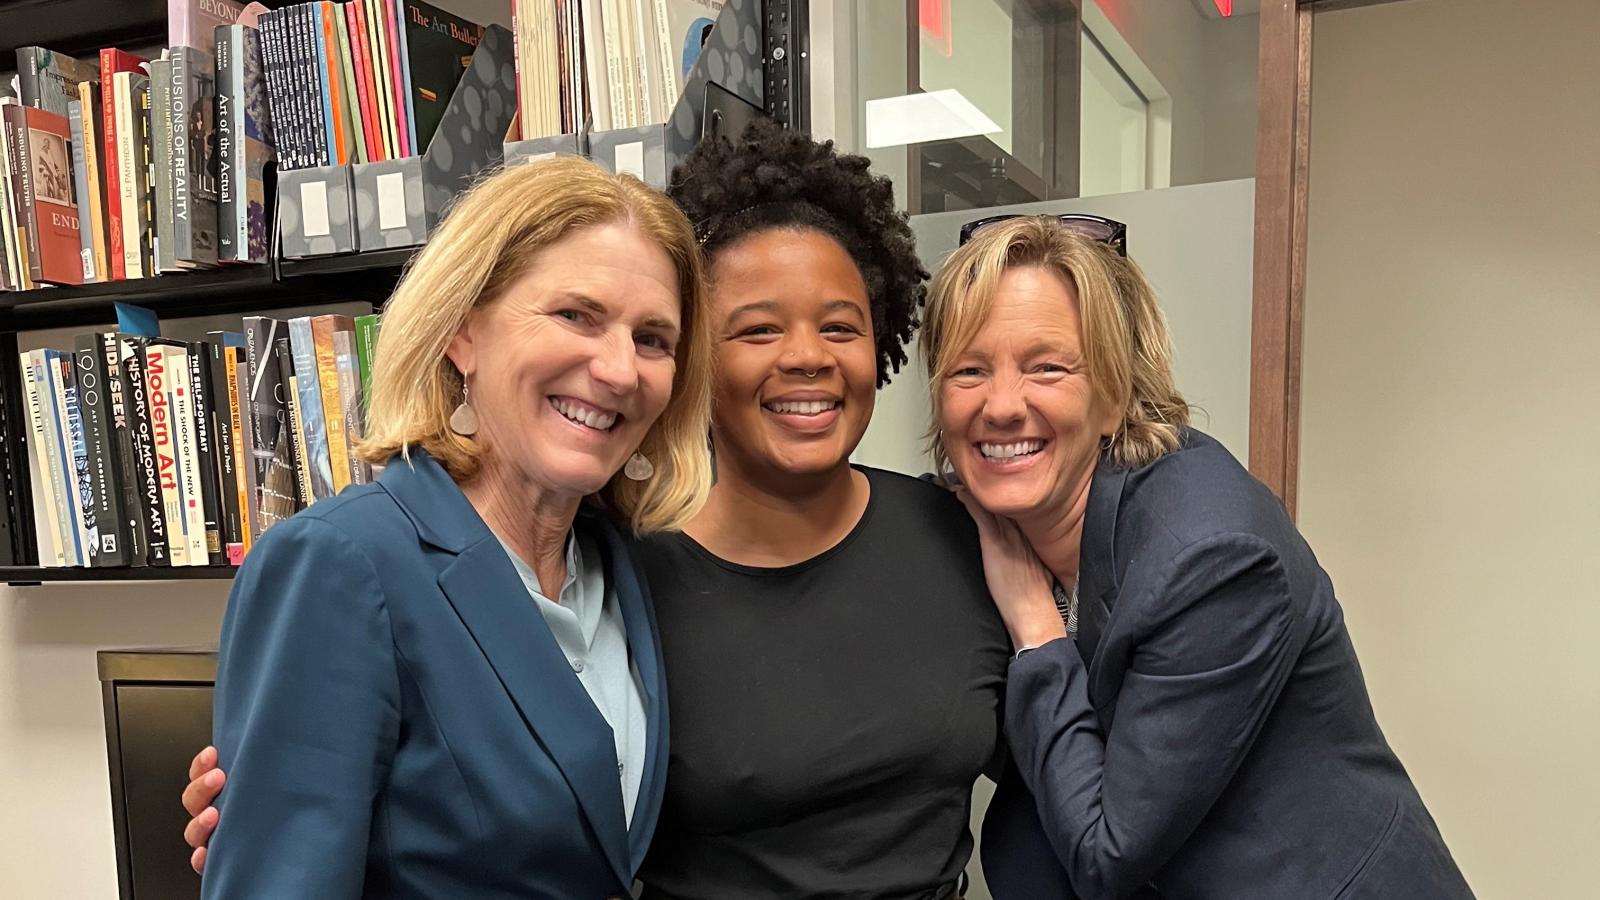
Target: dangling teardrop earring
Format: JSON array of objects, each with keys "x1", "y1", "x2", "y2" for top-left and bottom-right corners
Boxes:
[
  {"x1": 449, "y1": 384, "x2": 479, "y2": 436},
  {"x1": 624, "y1": 451, "x2": 655, "y2": 481}
]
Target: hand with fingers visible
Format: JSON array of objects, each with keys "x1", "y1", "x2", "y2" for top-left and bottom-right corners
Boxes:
[
  {"x1": 953, "y1": 488, "x2": 1067, "y2": 652},
  {"x1": 181, "y1": 745, "x2": 227, "y2": 875}
]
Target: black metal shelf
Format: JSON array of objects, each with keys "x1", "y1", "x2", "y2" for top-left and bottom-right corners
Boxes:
[
  {"x1": 0, "y1": 248, "x2": 416, "y2": 331},
  {"x1": 3, "y1": 565, "x2": 238, "y2": 586}
]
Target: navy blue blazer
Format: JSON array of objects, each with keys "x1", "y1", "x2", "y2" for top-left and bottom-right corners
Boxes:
[
  {"x1": 982, "y1": 430, "x2": 1473, "y2": 900},
  {"x1": 204, "y1": 452, "x2": 668, "y2": 899}
]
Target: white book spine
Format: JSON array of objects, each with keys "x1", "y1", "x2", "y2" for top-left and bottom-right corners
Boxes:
[
  {"x1": 114, "y1": 74, "x2": 143, "y2": 279},
  {"x1": 168, "y1": 345, "x2": 209, "y2": 565},
  {"x1": 22, "y1": 352, "x2": 68, "y2": 566},
  {"x1": 46, "y1": 355, "x2": 90, "y2": 566}
]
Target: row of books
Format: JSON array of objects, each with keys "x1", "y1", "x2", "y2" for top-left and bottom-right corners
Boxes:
[
  {"x1": 260, "y1": 0, "x2": 485, "y2": 170},
  {"x1": 0, "y1": 24, "x2": 274, "y2": 289},
  {"x1": 20, "y1": 313, "x2": 381, "y2": 568},
  {"x1": 513, "y1": 0, "x2": 725, "y2": 139}
]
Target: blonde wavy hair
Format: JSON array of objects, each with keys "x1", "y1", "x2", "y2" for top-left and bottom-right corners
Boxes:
[
  {"x1": 356, "y1": 156, "x2": 714, "y2": 534},
  {"x1": 921, "y1": 216, "x2": 1190, "y2": 472}
]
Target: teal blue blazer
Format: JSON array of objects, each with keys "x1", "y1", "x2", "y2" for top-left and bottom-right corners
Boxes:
[{"x1": 203, "y1": 452, "x2": 667, "y2": 899}]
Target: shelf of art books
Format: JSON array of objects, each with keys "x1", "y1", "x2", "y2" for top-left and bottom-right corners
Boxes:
[{"x1": 5, "y1": 314, "x2": 385, "y2": 584}]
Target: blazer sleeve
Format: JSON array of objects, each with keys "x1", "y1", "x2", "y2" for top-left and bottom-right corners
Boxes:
[
  {"x1": 202, "y1": 515, "x2": 402, "y2": 900},
  {"x1": 1004, "y1": 532, "x2": 1298, "y2": 900}
]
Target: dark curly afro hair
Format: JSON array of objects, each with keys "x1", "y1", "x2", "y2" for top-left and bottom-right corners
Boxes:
[{"x1": 668, "y1": 118, "x2": 928, "y2": 387}]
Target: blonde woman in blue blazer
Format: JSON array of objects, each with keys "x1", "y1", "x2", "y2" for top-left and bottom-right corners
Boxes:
[{"x1": 197, "y1": 158, "x2": 715, "y2": 899}]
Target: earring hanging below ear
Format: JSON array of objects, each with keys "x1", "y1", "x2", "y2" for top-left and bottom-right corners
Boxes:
[
  {"x1": 624, "y1": 451, "x2": 655, "y2": 481},
  {"x1": 449, "y1": 385, "x2": 479, "y2": 436}
]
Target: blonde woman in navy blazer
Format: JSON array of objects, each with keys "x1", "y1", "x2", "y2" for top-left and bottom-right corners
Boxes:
[
  {"x1": 924, "y1": 216, "x2": 1473, "y2": 899},
  {"x1": 195, "y1": 158, "x2": 715, "y2": 899}
]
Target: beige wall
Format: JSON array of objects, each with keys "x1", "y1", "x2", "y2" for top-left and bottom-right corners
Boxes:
[{"x1": 1298, "y1": 1, "x2": 1600, "y2": 897}]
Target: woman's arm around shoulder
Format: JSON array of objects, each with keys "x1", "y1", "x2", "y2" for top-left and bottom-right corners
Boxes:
[{"x1": 203, "y1": 513, "x2": 403, "y2": 900}]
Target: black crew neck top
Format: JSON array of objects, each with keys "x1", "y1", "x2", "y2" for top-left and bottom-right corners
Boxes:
[{"x1": 632, "y1": 467, "x2": 1011, "y2": 900}]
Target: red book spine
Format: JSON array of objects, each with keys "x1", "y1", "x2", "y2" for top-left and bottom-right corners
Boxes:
[
  {"x1": 346, "y1": 0, "x2": 381, "y2": 162},
  {"x1": 99, "y1": 49, "x2": 142, "y2": 281}
]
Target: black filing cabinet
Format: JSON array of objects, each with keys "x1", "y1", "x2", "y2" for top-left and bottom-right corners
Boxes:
[{"x1": 98, "y1": 648, "x2": 217, "y2": 900}]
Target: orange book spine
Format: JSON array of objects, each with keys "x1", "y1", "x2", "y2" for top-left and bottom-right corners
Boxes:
[
  {"x1": 224, "y1": 347, "x2": 253, "y2": 560},
  {"x1": 321, "y1": 2, "x2": 351, "y2": 164}
]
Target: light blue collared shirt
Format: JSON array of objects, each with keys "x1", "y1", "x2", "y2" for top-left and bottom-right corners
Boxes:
[{"x1": 495, "y1": 529, "x2": 648, "y2": 825}]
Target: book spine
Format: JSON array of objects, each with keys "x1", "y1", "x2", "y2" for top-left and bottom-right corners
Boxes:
[
  {"x1": 68, "y1": 101, "x2": 97, "y2": 282},
  {"x1": 265, "y1": 337, "x2": 304, "y2": 525},
  {"x1": 207, "y1": 342, "x2": 242, "y2": 562},
  {"x1": 304, "y1": 4, "x2": 332, "y2": 165},
  {"x1": 113, "y1": 74, "x2": 141, "y2": 278},
  {"x1": 119, "y1": 338, "x2": 170, "y2": 564},
  {"x1": 216, "y1": 28, "x2": 239, "y2": 260},
  {"x1": 188, "y1": 344, "x2": 225, "y2": 564},
  {"x1": 390, "y1": 0, "x2": 415, "y2": 155},
  {"x1": 4, "y1": 105, "x2": 43, "y2": 284},
  {"x1": 333, "y1": 329, "x2": 367, "y2": 485},
  {"x1": 35, "y1": 353, "x2": 79, "y2": 564},
  {"x1": 243, "y1": 316, "x2": 288, "y2": 534},
  {"x1": 347, "y1": 1, "x2": 379, "y2": 162},
  {"x1": 285, "y1": 370, "x2": 314, "y2": 509},
  {"x1": 239, "y1": 25, "x2": 275, "y2": 260},
  {"x1": 100, "y1": 52, "x2": 126, "y2": 280},
  {"x1": 0, "y1": 107, "x2": 23, "y2": 291},
  {"x1": 54, "y1": 353, "x2": 98, "y2": 566},
  {"x1": 168, "y1": 344, "x2": 208, "y2": 565},
  {"x1": 287, "y1": 317, "x2": 333, "y2": 500},
  {"x1": 334, "y1": 5, "x2": 366, "y2": 163},
  {"x1": 76, "y1": 336, "x2": 130, "y2": 566},
  {"x1": 101, "y1": 333, "x2": 149, "y2": 565},
  {"x1": 367, "y1": 0, "x2": 397, "y2": 158},
  {"x1": 354, "y1": 312, "x2": 379, "y2": 411},
  {"x1": 652, "y1": 0, "x2": 678, "y2": 112},
  {"x1": 143, "y1": 341, "x2": 188, "y2": 565},
  {"x1": 134, "y1": 76, "x2": 156, "y2": 277},
  {"x1": 16, "y1": 48, "x2": 43, "y2": 112},
  {"x1": 318, "y1": 2, "x2": 350, "y2": 164},
  {"x1": 224, "y1": 345, "x2": 254, "y2": 559},
  {"x1": 170, "y1": 47, "x2": 220, "y2": 265},
  {"x1": 21, "y1": 352, "x2": 67, "y2": 566},
  {"x1": 152, "y1": 57, "x2": 178, "y2": 274},
  {"x1": 312, "y1": 318, "x2": 350, "y2": 494},
  {"x1": 78, "y1": 81, "x2": 111, "y2": 282}
]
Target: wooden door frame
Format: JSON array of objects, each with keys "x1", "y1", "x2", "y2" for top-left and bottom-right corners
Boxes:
[{"x1": 1250, "y1": 0, "x2": 1412, "y2": 517}]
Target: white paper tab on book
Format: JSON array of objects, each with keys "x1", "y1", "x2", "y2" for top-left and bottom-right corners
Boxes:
[
  {"x1": 300, "y1": 181, "x2": 331, "y2": 238},
  {"x1": 615, "y1": 142, "x2": 645, "y2": 180},
  {"x1": 377, "y1": 172, "x2": 407, "y2": 230}
]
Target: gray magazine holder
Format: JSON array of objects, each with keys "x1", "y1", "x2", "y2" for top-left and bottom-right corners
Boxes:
[{"x1": 277, "y1": 164, "x2": 356, "y2": 259}]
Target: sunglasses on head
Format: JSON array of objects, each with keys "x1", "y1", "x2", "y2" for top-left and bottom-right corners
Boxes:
[{"x1": 958, "y1": 213, "x2": 1129, "y2": 257}]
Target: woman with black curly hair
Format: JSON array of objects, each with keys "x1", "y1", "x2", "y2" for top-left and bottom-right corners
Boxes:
[{"x1": 631, "y1": 119, "x2": 1011, "y2": 898}]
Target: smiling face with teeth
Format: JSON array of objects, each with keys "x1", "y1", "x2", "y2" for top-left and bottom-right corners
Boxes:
[
  {"x1": 938, "y1": 266, "x2": 1120, "y2": 520},
  {"x1": 708, "y1": 229, "x2": 878, "y2": 481},
  {"x1": 446, "y1": 222, "x2": 683, "y2": 505}
]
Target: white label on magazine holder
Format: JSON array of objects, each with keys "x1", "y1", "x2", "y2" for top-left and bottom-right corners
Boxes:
[
  {"x1": 615, "y1": 142, "x2": 645, "y2": 179},
  {"x1": 531, "y1": 152, "x2": 556, "y2": 163},
  {"x1": 377, "y1": 172, "x2": 407, "y2": 230},
  {"x1": 300, "y1": 181, "x2": 331, "y2": 237}
]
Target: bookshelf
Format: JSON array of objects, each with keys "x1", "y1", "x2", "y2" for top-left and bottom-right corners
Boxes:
[{"x1": 1, "y1": 0, "x2": 811, "y2": 586}]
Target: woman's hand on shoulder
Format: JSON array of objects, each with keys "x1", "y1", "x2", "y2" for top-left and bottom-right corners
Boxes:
[
  {"x1": 954, "y1": 488, "x2": 1068, "y2": 652},
  {"x1": 181, "y1": 745, "x2": 226, "y2": 874}
]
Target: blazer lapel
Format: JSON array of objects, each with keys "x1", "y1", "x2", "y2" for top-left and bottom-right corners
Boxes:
[
  {"x1": 1075, "y1": 459, "x2": 1129, "y2": 672},
  {"x1": 585, "y1": 514, "x2": 669, "y2": 872},
  {"x1": 379, "y1": 455, "x2": 633, "y2": 886}
]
